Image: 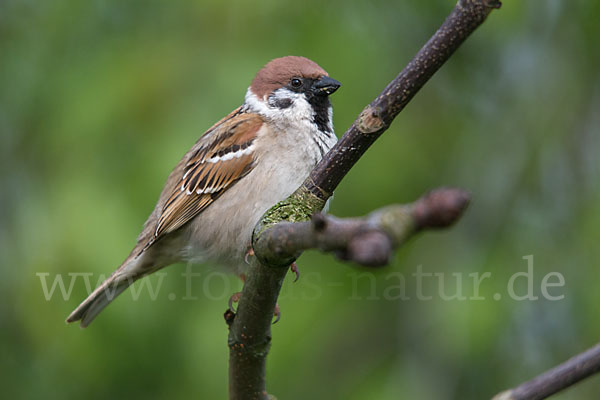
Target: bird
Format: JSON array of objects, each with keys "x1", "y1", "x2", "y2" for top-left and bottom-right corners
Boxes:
[{"x1": 66, "y1": 56, "x2": 341, "y2": 327}]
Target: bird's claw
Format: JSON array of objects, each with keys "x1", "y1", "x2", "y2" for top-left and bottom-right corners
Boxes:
[
  {"x1": 273, "y1": 303, "x2": 281, "y2": 324},
  {"x1": 290, "y1": 262, "x2": 300, "y2": 283},
  {"x1": 228, "y1": 291, "x2": 242, "y2": 313},
  {"x1": 244, "y1": 248, "x2": 255, "y2": 264}
]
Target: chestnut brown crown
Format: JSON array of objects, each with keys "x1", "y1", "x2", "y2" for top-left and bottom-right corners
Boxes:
[{"x1": 250, "y1": 56, "x2": 329, "y2": 99}]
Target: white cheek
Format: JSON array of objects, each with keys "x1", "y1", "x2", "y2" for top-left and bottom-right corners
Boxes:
[
  {"x1": 246, "y1": 88, "x2": 318, "y2": 132},
  {"x1": 267, "y1": 89, "x2": 313, "y2": 122}
]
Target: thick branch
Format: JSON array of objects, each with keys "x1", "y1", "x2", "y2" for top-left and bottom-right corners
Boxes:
[
  {"x1": 227, "y1": 259, "x2": 285, "y2": 400},
  {"x1": 492, "y1": 343, "x2": 600, "y2": 400},
  {"x1": 254, "y1": 188, "x2": 470, "y2": 268},
  {"x1": 228, "y1": 1, "x2": 500, "y2": 399}
]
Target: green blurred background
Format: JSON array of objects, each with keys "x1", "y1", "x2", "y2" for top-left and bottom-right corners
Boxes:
[{"x1": 2, "y1": 0, "x2": 599, "y2": 399}]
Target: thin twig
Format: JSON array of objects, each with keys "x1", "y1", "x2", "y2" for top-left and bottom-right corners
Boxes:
[{"x1": 492, "y1": 343, "x2": 600, "y2": 400}]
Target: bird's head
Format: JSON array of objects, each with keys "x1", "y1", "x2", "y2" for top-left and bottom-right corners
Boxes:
[{"x1": 246, "y1": 56, "x2": 341, "y2": 129}]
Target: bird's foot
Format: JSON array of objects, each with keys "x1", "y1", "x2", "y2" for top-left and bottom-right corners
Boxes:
[{"x1": 290, "y1": 262, "x2": 300, "y2": 282}]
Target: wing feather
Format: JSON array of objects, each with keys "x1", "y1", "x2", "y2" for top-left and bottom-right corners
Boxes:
[{"x1": 149, "y1": 110, "x2": 264, "y2": 243}]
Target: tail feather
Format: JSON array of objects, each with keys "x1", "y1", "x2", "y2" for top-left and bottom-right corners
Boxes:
[{"x1": 66, "y1": 273, "x2": 134, "y2": 328}]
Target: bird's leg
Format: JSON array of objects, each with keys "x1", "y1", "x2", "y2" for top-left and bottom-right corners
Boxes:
[{"x1": 290, "y1": 261, "x2": 300, "y2": 282}]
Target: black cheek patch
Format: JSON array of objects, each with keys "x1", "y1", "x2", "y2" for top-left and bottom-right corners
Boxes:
[{"x1": 273, "y1": 98, "x2": 293, "y2": 109}]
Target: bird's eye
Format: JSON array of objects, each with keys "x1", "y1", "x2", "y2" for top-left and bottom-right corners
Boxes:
[{"x1": 290, "y1": 78, "x2": 302, "y2": 88}]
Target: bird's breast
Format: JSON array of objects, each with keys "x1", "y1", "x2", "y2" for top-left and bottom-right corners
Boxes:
[{"x1": 183, "y1": 121, "x2": 336, "y2": 272}]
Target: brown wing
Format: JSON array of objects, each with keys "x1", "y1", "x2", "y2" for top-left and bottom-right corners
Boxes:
[{"x1": 151, "y1": 109, "x2": 264, "y2": 243}]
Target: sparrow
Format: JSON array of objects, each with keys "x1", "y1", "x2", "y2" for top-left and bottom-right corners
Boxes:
[{"x1": 66, "y1": 56, "x2": 341, "y2": 327}]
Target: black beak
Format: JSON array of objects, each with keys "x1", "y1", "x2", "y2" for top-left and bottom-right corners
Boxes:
[{"x1": 312, "y1": 76, "x2": 341, "y2": 96}]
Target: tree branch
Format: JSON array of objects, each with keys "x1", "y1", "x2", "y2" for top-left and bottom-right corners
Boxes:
[
  {"x1": 492, "y1": 343, "x2": 600, "y2": 400},
  {"x1": 227, "y1": 1, "x2": 501, "y2": 399},
  {"x1": 227, "y1": 189, "x2": 470, "y2": 400},
  {"x1": 254, "y1": 188, "x2": 470, "y2": 268}
]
